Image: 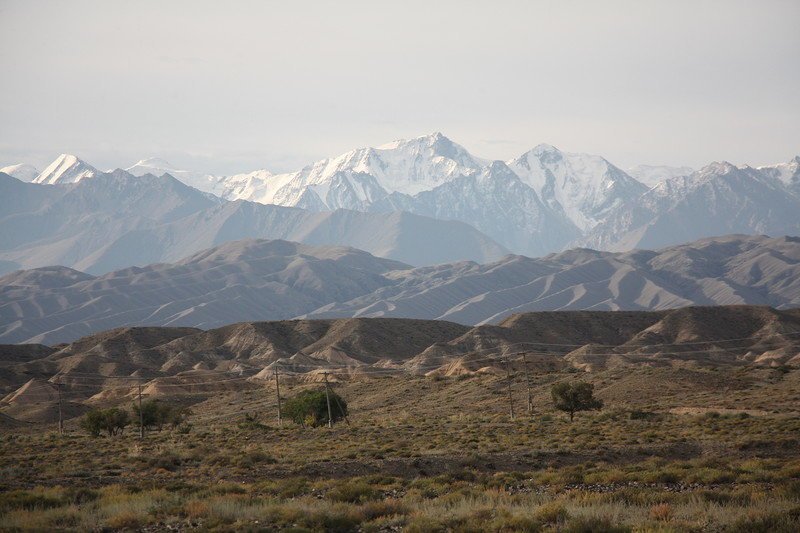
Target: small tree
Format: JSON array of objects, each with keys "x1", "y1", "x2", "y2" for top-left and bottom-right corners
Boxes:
[
  {"x1": 104, "y1": 407, "x2": 130, "y2": 436},
  {"x1": 282, "y1": 389, "x2": 348, "y2": 427},
  {"x1": 551, "y1": 381, "x2": 603, "y2": 422},
  {"x1": 132, "y1": 400, "x2": 188, "y2": 431},
  {"x1": 80, "y1": 409, "x2": 106, "y2": 437},
  {"x1": 80, "y1": 407, "x2": 130, "y2": 437}
]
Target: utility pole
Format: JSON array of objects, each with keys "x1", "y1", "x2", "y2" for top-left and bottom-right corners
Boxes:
[
  {"x1": 137, "y1": 383, "x2": 144, "y2": 439},
  {"x1": 323, "y1": 372, "x2": 333, "y2": 428},
  {"x1": 274, "y1": 367, "x2": 283, "y2": 426},
  {"x1": 56, "y1": 380, "x2": 64, "y2": 436},
  {"x1": 522, "y1": 352, "x2": 533, "y2": 415},
  {"x1": 504, "y1": 357, "x2": 515, "y2": 421}
]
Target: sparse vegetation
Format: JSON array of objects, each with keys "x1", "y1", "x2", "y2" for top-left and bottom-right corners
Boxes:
[{"x1": 2, "y1": 366, "x2": 799, "y2": 531}]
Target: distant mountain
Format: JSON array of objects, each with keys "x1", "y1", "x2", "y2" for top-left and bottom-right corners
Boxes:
[
  {"x1": 0, "y1": 163, "x2": 39, "y2": 182},
  {"x1": 0, "y1": 239, "x2": 409, "y2": 344},
  {"x1": 368, "y1": 161, "x2": 582, "y2": 256},
  {"x1": 11, "y1": 141, "x2": 800, "y2": 259},
  {"x1": 0, "y1": 170, "x2": 507, "y2": 274},
  {"x1": 627, "y1": 164, "x2": 694, "y2": 188},
  {"x1": 206, "y1": 133, "x2": 586, "y2": 255},
  {"x1": 32, "y1": 154, "x2": 97, "y2": 184},
  {"x1": 2, "y1": 234, "x2": 798, "y2": 345},
  {"x1": 507, "y1": 144, "x2": 648, "y2": 232},
  {"x1": 578, "y1": 162, "x2": 800, "y2": 251},
  {"x1": 125, "y1": 157, "x2": 230, "y2": 196},
  {"x1": 247, "y1": 132, "x2": 485, "y2": 204},
  {"x1": 307, "y1": 234, "x2": 800, "y2": 324}
]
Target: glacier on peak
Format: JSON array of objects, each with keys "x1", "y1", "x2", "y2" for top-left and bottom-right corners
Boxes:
[
  {"x1": 33, "y1": 154, "x2": 97, "y2": 184},
  {"x1": 507, "y1": 144, "x2": 647, "y2": 232},
  {"x1": 0, "y1": 163, "x2": 40, "y2": 182}
]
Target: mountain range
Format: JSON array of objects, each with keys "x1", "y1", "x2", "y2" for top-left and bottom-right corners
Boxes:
[
  {"x1": 1, "y1": 234, "x2": 798, "y2": 345},
  {"x1": 0, "y1": 170, "x2": 507, "y2": 274},
  {"x1": 6, "y1": 133, "x2": 799, "y2": 259}
]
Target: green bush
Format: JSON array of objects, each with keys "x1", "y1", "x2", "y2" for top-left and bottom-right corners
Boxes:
[{"x1": 281, "y1": 389, "x2": 348, "y2": 427}]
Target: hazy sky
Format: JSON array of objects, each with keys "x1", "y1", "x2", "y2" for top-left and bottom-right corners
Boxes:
[{"x1": 1, "y1": 0, "x2": 798, "y2": 174}]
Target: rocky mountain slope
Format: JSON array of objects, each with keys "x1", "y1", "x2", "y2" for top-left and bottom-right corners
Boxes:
[
  {"x1": 2, "y1": 234, "x2": 799, "y2": 345},
  {"x1": 0, "y1": 171, "x2": 507, "y2": 274}
]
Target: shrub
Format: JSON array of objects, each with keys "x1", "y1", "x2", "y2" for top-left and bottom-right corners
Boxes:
[
  {"x1": 532, "y1": 501, "x2": 568, "y2": 524},
  {"x1": 650, "y1": 503, "x2": 672, "y2": 521},
  {"x1": 281, "y1": 389, "x2": 348, "y2": 427},
  {"x1": 327, "y1": 481, "x2": 379, "y2": 503}
]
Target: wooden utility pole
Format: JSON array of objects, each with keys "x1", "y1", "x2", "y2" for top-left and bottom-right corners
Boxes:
[
  {"x1": 323, "y1": 372, "x2": 333, "y2": 428},
  {"x1": 504, "y1": 357, "x2": 515, "y2": 421},
  {"x1": 137, "y1": 383, "x2": 144, "y2": 439},
  {"x1": 274, "y1": 367, "x2": 283, "y2": 426},
  {"x1": 522, "y1": 352, "x2": 533, "y2": 415},
  {"x1": 56, "y1": 380, "x2": 64, "y2": 436}
]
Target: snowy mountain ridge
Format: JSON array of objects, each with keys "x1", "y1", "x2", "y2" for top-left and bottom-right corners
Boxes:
[
  {"x1": 11, "y1": 135, "x2": 800, "y2": 257},
  {"x1": 32, "y1": 154, "x2": 97, "y2": 184}
]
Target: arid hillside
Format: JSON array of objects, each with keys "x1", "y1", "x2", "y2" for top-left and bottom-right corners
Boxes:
[{"x1": 1, "y1": 306, "x2": 799, "y2": 425}]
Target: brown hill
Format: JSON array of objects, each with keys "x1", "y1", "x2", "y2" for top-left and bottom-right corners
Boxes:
[{"x1": 1, "y1": 307, "x2": 799, "y2": 423}]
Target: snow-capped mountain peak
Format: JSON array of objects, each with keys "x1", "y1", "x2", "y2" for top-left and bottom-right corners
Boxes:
[
  {"x1": 507, "y1": 145, "x2": 647, "y2": 232},
  {"x1": 529, "y1": 143, "x2": 560, "y2": 157},
  {"x1": 33, "y1": 154, "x2": 98, "y2": 184},
  {"x1": 0, "y1": 163, "x2": 40, "y2": 182},
  {"x1": 240, "y1": 132, "x2": 485, "y2": 206},
  {"x1": 757, "y1": 156, "x2": 800, "y2": 190}
]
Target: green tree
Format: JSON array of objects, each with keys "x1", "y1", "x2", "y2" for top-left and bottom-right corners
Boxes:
[
  {"x1": 132, "y1": 400, "x2": 189, "y2": 431},
  {"x1": 79, "y1": 407, "x2": 130, "y2": 437},
  {"x1": 281, "y1": 389, "x2": 348, "y2": 427},
  {"x1": 103, "y1": 407, "x2": 130, "y2": 436},
  {"x1": 551, "y1": 381, "x2": 603, "y2": 421},
  {"x1": 80, "y1": 409, "x2": 106, "y2": 437}
]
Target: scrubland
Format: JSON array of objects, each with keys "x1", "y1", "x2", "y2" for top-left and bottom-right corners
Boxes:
[{"x1": 2, "y1": 365, "x2": 799, "y2": 531}]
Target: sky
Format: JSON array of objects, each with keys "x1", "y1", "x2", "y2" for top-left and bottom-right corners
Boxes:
[{"x1": 1, "y1": 0, "x2": 798, "y2": 175}]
